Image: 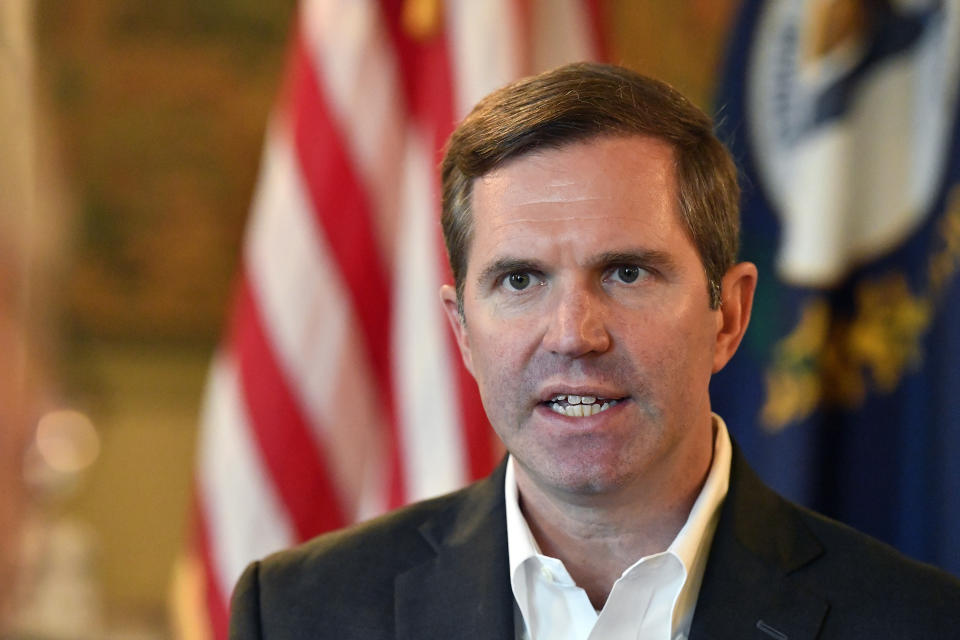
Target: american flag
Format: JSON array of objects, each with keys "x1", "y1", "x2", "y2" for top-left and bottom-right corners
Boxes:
[{"x1": 172, "y1": 1, "x2": 605, "y2": 637}]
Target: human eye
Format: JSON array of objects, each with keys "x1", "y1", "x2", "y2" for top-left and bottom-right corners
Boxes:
[
  {"x1": 606, "y1": 264, "x2": 649, "y2": 285},
  {"x1": 501, "y1": 271, "x2": 542, "y2": 292}
]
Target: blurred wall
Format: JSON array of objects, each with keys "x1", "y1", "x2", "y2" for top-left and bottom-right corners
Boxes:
[
  {"x1": 0, "y1": 0, "x2": 33, "y2": 620},
  {"x1": 0, "y1": 0, "x2": 60, "y2": 624},
  {"x1": 31, "y1": 0, "x2": 297, "y2": 634}
]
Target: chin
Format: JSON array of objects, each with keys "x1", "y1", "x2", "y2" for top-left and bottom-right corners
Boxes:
[{"x1": 524, "y1": 454, "x2": 640, "y2": 497}]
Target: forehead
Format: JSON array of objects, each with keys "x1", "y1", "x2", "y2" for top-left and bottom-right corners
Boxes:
[{"x1": 468, "y1": 135, "x2": 688, "y2": 265}]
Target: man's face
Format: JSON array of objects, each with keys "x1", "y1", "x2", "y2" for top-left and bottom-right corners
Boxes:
[{"x1": 442, "y1": 135, "x2": 746, "y2": 501}]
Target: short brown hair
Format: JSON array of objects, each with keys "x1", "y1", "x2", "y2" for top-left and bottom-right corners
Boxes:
[{"x1": 440, "y1": 62, "x2": 739, "y2": 311}]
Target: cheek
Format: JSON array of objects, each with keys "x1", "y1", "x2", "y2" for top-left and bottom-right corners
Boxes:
[
  {"x1": 620, "y1": 309, "x2": 716, "y2": 382},
  {"x1": 462, "y1": 312, "x2": 542, "y2": 416},
  {"x1": 467, "y1": 303, "x2": 538, "y2": 362},
  {"x1": 467, "y1": 339, "x2": 524, "y2": 435},
  {"x1": 663, "y1": 318, "x2": 719, "y2": 394},
  {"x1": 465, "y1": 320, "x2": 521, "y2": 389}
]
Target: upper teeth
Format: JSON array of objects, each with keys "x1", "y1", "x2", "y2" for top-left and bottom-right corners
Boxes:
[
  {"x1": 547, "y1": 395, "x2": 618, "y2": 417},
  {"x1": 550, "y1": 394, "x2": 600, "y2": 405}
]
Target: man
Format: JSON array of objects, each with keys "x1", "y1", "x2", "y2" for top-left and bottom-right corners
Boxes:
[{"x1": 230, "y1": 63, "x2": 960, "y2": 639}]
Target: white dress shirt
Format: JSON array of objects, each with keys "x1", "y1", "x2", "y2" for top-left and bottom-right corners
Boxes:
[{"x1": 505, "y1": 414, "x2": 732, "y2": 640}]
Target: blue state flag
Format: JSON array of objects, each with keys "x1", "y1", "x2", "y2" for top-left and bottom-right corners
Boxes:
[{"x1": 712, "y1": 0, "x2": 960, "y2": 575}]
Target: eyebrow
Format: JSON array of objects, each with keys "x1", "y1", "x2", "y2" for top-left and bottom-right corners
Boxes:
[
  {"x1": 474, "y1": 249, "x2": 679, "y2": 288},
  {"x1": 476, "y1": 258, "x2": 545, "y2": 289},
  {"x1": 590, "y1": 250, "x2": 678, "y2": 273}
]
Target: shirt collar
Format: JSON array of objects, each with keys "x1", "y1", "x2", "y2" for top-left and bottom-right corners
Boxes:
[
  {"x1": 505, "y1": 447, "x2": 543, "y2": 576},
  {"x1": 667, "y1": 412, "x2": 731, "y2": 569},
  {"x1": 504, "y1": 413, "x2": 732, "y2": 634},
  {"x1": 661, "y1": 413, "x2": 732, "y2": 635}
]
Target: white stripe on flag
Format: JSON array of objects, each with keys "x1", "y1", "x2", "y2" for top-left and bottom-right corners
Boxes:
[
  {"x1": 301, "y1": 0, "x2": 406, "y2": 262},
  {"x1": 446, "y1": 0, "x2": 524, "y2": 118},
  {"x1": 245, "y1": 123, "x2": 389, "y2": 519},
  {"x1": 197, "y1": 354, "x2": 294, "y2": 595},
  {"x1": 530, "y1": 0, "x2": 597, "y2": 71},
  {"x1": 393, "y1": 129, "x2": 469, "y2": 501}
]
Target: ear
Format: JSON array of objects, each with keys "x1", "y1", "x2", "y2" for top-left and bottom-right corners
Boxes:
[
  {"x1": 440, "y1": 284, "x2": 475, "y2": 375},
  {"x1": 712, "y1": 262, "x2": 758, "y2": 373}
]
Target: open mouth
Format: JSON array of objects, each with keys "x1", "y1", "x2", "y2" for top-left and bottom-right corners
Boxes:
[{"x1": 545, "y1": 394, "x2": 622, "y2": 417}]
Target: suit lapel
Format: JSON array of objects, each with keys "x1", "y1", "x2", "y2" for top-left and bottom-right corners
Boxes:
[
  {"x1": 690, "y1": 446, "x2": 828, "y2": 640},
  {"x1": 394, "y1": 461, "x2": 515, "y2": 640}
]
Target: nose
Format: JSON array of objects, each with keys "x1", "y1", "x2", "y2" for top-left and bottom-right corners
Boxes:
[{"x1": 541, "y1": 285, "x2": 611, "y2": 357}]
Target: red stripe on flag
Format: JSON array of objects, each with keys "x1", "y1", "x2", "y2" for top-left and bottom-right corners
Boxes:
[
  {"x1": 514, "y1": 0, "x2": 535, "y2": 76},
  {"x1": 377, "y1": 0, "x2": 456, "y2": 152},
  {"x1": 378, "y1": 0, "x2": 499, "y2": 482},
  {"x1": 285, "y1": 26, "x2": 406, "y2": 507},
  {"x1": 230, "y1": 277, "x2": 347, "y2": 537},
  {"x1": 584, "y1": 0, "x2": 610, "y2": 61},
  {"x1": 193, "y1": 494, "x2": 229, "y2": 640}
]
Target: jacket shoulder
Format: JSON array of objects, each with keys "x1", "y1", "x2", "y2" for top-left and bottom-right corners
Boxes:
[
  {"x1": 263, "y1": 486, "x2": 468, "y2": 590},
  {"x1": 229, "y1": 474, "x2": 502, "y2": 639},
  {"x1": 696, "y1": 446, "x2": 960, "y2": 639},
  {"x1": 749, "y1": 493, "x2": 960, "y2": 638},
  {"x1": 790, "y1": 502, "x2": 960, "y2": 609}
]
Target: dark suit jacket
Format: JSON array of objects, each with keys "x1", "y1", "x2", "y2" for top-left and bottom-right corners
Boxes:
[{"x1": 230, "y1": 448, "x2": 960, "y2": 639}]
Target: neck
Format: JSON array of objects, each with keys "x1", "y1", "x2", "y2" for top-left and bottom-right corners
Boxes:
[{"x1": 514, "y1": 425, "x2": 715, "y2": 609}]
